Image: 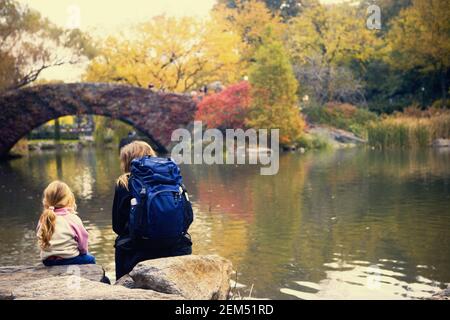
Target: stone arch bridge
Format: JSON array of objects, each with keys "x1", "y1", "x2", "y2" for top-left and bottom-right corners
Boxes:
[{"x1": 0, "y1": 83, "x2": 197, "y2": 157}]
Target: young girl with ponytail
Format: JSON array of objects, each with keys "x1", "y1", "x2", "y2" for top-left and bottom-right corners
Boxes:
[{"x1": 37, "y1": 181, "x2": 96, "y2": 266}]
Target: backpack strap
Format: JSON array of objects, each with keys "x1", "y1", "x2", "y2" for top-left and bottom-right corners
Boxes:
[{"x1": 180, "y1": 184, "x2": 194, "y2": 233}]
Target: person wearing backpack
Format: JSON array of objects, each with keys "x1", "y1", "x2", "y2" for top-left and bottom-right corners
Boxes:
[{"x1": 113, "y1": 141, "x2": 193, "y2": 280}]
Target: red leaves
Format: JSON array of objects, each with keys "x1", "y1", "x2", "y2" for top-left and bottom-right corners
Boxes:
[{"x1": 195, "y1": 81, "x2": 251, "y2": 130}]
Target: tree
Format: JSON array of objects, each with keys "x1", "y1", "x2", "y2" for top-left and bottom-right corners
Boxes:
[
  {"x1": 0, "y1": 0, "x2": 95, "y2": 92},
  {"x1": 217, "y1": 0, "x2": 318, "y2": 19},
  {"x1": 246, "y1": 30, "x2": 305, "y2": 146},
  {"x1": 267, "y1": 0, "x2": 319, "y2": 19},
  {"x1": 359, "y1": 0, "x2": 412, "y2": 31},
  {"x1": 387, "y1": 0, "x2": 450, "y2": 106},
  {"x1": 355, "y1": 0, "x2": 418, "y2": 112},
  {"x1": 196, "y1": 81, "x2": 251, "y2": 130},
  {"x1": 211, "y1": 0, "x2": 284, "y2": 72},
  {"x1": 285, "y1": 3, "x2": 381, "y2": 105},
  {"x1": 294, "y1": 57, "x2": 367, "y2": 105},
  {"x1": 84, "y1": 15, "x2": 242, "y2": 92}
]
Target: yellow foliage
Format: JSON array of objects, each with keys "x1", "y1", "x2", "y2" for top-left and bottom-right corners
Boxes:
[
  {"x1": 84, "y1": 15, "x2": 243, "y2": 92},
  {"x1": 211, "y1": 0, "x2": 285, "y2": 72},
  {"x1": 387, "y1": 0, "x2": 450, "y2": 72},
  {"x1": 46, "y1": 116, "x2": 75, "y2": 126},
  {"x1": 286, "y1": 4, "x2": 382, "y2": 67}
]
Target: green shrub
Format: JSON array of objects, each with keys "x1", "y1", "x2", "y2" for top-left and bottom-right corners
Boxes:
[
  {"x1": 297, "y1": 133, "x2": 332, "y2": 150},
  {"x1": 303, "y1": 103, "x2": 377, "y2": 137}
]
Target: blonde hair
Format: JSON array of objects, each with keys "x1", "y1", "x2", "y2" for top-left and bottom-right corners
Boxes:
[
  {"x1": 117, "y1": 141, "x2": 157, "y2": 189},
  {"x1": 38, "y1": 181, "x2": 77, "y2": 250}
]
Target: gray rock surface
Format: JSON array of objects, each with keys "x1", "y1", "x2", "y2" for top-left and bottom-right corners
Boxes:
[
  {"x1": 12, "y1": 276, "x2": 183, "y2": 300},
  {"x1": 432, "y1": 139, "x2": 450, "y2": 148},
  {"x1": 0, "y1": 264, "x2": 107, "y2": 298},
  {"x1": 429, "y1": 286, "x2": 450, "y2": 300},
  {"x1": 0, "y1": 255, "x2": 233, "y2": 300},
  {"x1": 130, "y1": 255, "x2": 233, "y2": 300},
  {"x1": 114, "y1": 274, "x2": 136, "y2": 289}
]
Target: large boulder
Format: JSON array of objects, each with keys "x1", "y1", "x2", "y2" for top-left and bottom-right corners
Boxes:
[
  {"x1": 0, "y1": 264, "x2": 107, "y2": 298},
  {"x1": 432, "y1": 139, "x2": 450, "y2": 148},
  {"x1": 11, "y1": 276, "x2": 183, "y2": 300},
  {"x1": 129, "y1": 255, "x2": 233, "y2": 300}
]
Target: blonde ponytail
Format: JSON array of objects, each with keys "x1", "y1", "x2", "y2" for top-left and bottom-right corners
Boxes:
[{"x1": 37, "y1": 208, "x2": 56, "y2": 249}]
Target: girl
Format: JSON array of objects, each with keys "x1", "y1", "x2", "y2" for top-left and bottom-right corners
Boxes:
[
  {"x1": 113, "y1": 141, "x2": 192, "y2": 280},
  {"x1": 37, "y1": 181, "x2": 95, "y2": 266}
]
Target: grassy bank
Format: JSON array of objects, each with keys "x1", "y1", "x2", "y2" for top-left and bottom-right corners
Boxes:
[
  {"x1": 303, "y1": 104, "x2": 450, "y2": 149},
  {"x1": 367, "y1": 110, "x2": 450, "y2": 149},
  {"x1": 28, "y1": 139, "x2": 80, "y2": 145}
]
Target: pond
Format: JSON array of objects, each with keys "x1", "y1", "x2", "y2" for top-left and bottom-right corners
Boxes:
[{"x1": 0, "y1": 146, "x2": 449, "y2": 299}]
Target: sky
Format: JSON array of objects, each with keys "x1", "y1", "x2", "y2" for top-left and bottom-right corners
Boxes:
[
  {"x1": 19, "y1": 0, "x2": 216, "y2": 33},
  {"x1": 19, "y1": 0, "x2": 344, "y2": 32},
  {"x1": 17, "y1": 0, "x2": 217, "y2": 81},
  {"x1": 17, "y1": 0, "x2": 345, "y2": 81}
]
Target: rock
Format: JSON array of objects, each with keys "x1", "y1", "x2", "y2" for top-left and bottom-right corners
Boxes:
[
  {"x1": 130, "y1": 255, "x2": 233, "y2": 300},
  {"x1": 432, "y1": 139, "x2": 450, "y2": 148},
  {"x1": 0, "y1": 289, "x2": 14, "y2": 300},
  {"x1": 308, "y1": 125, "x2": 366, "y2": 148},
  {"x1": 0, "y1": 255, "x2": 232, "y2": 300},
  {"x1": 429, "y1": 286, "x2": 450, "y2": 300},
  {"x1": 114, "y1": 274, "x2": 136, "y2": 289},
  {"x1": 0, "y1": 264, "x2": 108, "y2": 297},
  {"x1": 12, "y1": 276, "x2": 183, "y2": 300}
]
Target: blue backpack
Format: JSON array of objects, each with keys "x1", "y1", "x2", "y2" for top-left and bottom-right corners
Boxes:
[{"x1": 128, "y1": 156, "x2": 193, "y2": 239}]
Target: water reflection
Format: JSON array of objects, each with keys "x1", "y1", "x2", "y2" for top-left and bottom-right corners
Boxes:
[
  {"x1": 281, "y1": 257, "x2": 443, "y2": 300},
  {"x1": 0, "y1": 147, "x2": 449, "y2": 299}
]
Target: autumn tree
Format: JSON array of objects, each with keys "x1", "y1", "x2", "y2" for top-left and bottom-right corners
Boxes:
[
  {"x1": 285, "y1": 3, "x2": 381, "y2": 105},
  {"x1": 359, "y1": 0, "x2": 412, "y2": 30},
  {"x1": 84, "y1": 15, "x2": 242, "y2": 92},
  {"x1": 196, "y1": 81, "x2": 251, "y2": 130},
  {"x1": 246, "y1": 30, "x2": 305, "y2": 146},
  {"x1": 217, "y1": 0, "x2": 318, "y2": 19},
  {"x1": 0, "y1": 0, "x2": 96, "y2": 92},
  {"x1": 211, "y1": 0, "x2": 284, "y2": 72},
  {"x1": 387, "y1": 0, "x2": 450, "y2": 106}
]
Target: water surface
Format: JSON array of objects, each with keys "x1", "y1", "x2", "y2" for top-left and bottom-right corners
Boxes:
[{"x1": 0, "y1": 147, "x2": 449, "y2": 299}]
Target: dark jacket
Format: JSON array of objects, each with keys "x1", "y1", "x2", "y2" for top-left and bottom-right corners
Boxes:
[{"x1": 112, "y1": 184, "x2": 132, "y2": 237}]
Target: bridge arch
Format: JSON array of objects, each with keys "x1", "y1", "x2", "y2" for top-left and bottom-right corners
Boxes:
[{"x1": 0, "y1": 83, "x2": 197, "y2": 157}]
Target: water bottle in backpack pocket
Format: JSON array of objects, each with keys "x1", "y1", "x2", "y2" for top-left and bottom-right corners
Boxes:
[{"x1": 128, "y1": 156, "x2": 193, "y2": 240}]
